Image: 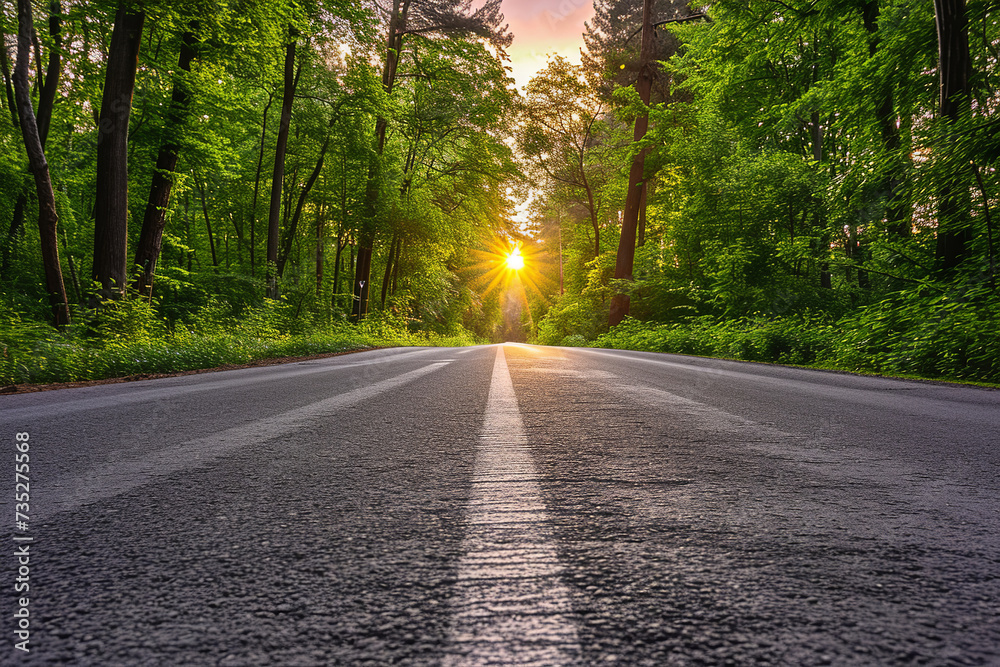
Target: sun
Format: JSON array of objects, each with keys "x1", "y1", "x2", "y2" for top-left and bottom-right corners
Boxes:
[
  {"x1": 505, "y1": 247, "x2": 525, "y2": 271},
  {"x1": 464, "y1": 237, "x2": 553, "y2": 306}
]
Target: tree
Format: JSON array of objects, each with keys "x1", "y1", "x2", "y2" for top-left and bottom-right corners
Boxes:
[
  {"x1": 133, "y1": 24, "x2": 199, "y2": 296},
  {"x1": 609, "y1": 0, "x2": 655, "y2": 327},
  {"x1": 92, "y1": 3, "x2": 145, "y2": 299},
  {"x1": 352, "y1": 0, "x2": 512, "y2": 320},
  {"x1": 12, "y1": 0, "x2": 69, "y2": 325},
  {"x1": 519, "y1": 57, "x2": 608, "y2": 259},
  {"x1": 265, "y1": 26, "x2": 300, "y2": 298},
  {"x1": 933, "y1": 0, "x2": 973, "y2": 271}
]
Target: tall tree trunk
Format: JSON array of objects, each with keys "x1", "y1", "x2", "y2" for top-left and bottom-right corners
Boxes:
[
  {"x1": 355, "y1": 0, "x2": 409, "y2": 320},
  {"x1": 249, "y1": 93, "x2": 274, "y2": 277},
  {"x1": 133, "y1": 24, "x2": 197, "y2": 295},
  {"x1": 332, "y1": 235, "x2": 344, "y2": 309},
  {"x1": 266, "y1": 31, "x2": 299, "y2": 298},
  {"x1": 934, "y1": 0, "x2": 973, "y2": 272},
  {"x1": 3, "y1": 1, "x2": 61, "y2": 283},
  {"x1": 92, "y1": 4, "x2": 144, "y2": 299},
  {"x1": 12, "y1": 0, "x2": 69, "y2": 325},
  {"x1": 609, "y1": 0, "x2": 654, "y2": 327},
  {"x1": 380, "y1": 232, "x2": 398, "y2": 310},
  {"x1": 196, "y1": 175, "x2": 218, "y2": 267},
  {"x1": 315, "y1": 200, "x2": 324, "y2": 296},
  {"x1": 277, "y1": 134, "x2": 328, "y2": 278}
]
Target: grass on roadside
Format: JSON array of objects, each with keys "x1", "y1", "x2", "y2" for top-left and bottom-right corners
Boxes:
[
  {"x1": 1, "y1": 299, "x2": 482, "y2": 386},
  {"x1": 589, "y1": 296, "x2": 1000, "y2": 387}
]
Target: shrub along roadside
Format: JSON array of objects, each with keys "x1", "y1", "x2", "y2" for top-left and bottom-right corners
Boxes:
[
  {"x1": 1, "y1": 302, "x2": 482, "y2": 386},
  {"x1": 590, "y1": 288, "x2": 1000, "y2": 386}
]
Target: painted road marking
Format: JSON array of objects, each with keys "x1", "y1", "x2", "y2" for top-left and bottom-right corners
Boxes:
[
  {"x1": 444, "y1": 345, "x2": 580, "y2": 665},
  {"x1": 33, "y1": 362, "x2": 449, "y2": 520}
]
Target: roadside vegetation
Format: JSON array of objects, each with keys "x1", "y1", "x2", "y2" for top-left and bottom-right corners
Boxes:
[
  {"x1": 522, "y1": 0, "x2": 1000, "y2": 386},
  {"x1": 1, "y1": 295, "x2": 481, "y2": 386},
  {"x1": 3, "y1": 0, "x2": 999, "y2": 387}
]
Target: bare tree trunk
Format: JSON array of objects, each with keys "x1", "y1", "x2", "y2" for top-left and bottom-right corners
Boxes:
[
  {"x1": 380, "y1": 232, "x2": 398, "y2": 309},
  {"x1": 196, "y1": 175, "x2": 218, "y2": 267},
  {"x1": 133, "y1": 24, "x2": 197, "y2": 295},
  {"x1": 266, "y1": 31, "x2": 299, "y2": 298},
  {"x1": 12, "y1": 0, "x2": 69, "y2": 325},
  {"x1": 332, "y1": 234, "x2": 344, "y2": 309},
  {"x1": 609, "y1": 0, "x2": 654, "y2": 327},
  {"x1": 391, "y1": 238, "x2": 400, "y2": 296},
  {"x1": 315, "y1": 200, "x2": 325, "y2": 296},
  {"x1": 3, "y1": 1, "x2": 61, "y2": 283},
  {"x1": 934, "y1": 0, "x2": 973, "y2": 272},
  {"x1": 277, "y1": 135, "x2": 328, "y2": 278},
  {"x1": 92, "y1": 4, "x2": 144, "y2": 299},
  {"x1": 249, "y1": 92, "x2": 274, "y2": 277}
]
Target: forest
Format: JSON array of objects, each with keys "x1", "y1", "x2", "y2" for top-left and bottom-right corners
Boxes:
[{"x1": 2, "y1": 0, "x2": 999, "y2": 386}]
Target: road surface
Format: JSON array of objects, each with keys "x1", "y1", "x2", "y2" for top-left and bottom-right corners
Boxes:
[{"x1": 2, "y1": 344, "x2": 999, "y2": 665}]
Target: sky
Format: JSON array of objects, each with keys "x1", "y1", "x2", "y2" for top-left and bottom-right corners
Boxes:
[{"x1": 500, "y1": 0, "x2": 596, "y2": 90}]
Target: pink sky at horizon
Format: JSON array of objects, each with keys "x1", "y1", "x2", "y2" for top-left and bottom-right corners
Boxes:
[{"x1": 500, "y1": 0, "x2": 596, "y2": 90}]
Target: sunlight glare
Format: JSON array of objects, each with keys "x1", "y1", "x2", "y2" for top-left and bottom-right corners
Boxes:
[{"x1": 506, "y1": 248, "x2": 525, "y2": 271}]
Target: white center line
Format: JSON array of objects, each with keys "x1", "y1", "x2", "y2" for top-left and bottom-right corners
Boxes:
[{"x1": 444, "y1": 345, "x2": 580, "y2": 666}]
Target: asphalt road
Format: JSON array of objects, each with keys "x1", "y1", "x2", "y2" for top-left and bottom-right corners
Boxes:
[{"x1": 2, "y1": 344, "x2": 998, "y2": 665}]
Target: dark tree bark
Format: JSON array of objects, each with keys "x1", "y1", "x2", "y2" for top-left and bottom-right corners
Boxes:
[
  {"x1": 277, "y1": 135, "x2": 328, "y2": 278},
  {"x1": 315, "y1": 200, "x2": 325, "y2": 296},
  {"x1": 133, "y1": 25, "x2": 197, "y2": 295},
  {"x1": 196, "y1": 175, "x2": 218, "y2": 267},
  {"x1": 609, "y1": 0, "x2": 654, "y2": 327},
  {"x1": 12, "y1": 0, "x2": 69, "y2": 325},
  {"x1": 266, "y1": 31, "x2": 300, "y2": 298},
  {"x1": 249, "y1": 93, "x2": 274, "y2": 276},
  {"x1": 380, "y1": 232, "x2": 399, "y2": 309},
  {"x1": 3, "y1": 1, "x2": 62, "y2": 282},
  {"x1": 332, "y1": 234, "x2": 345, "y2": 308},
  {"x1": 390, "y1": 239, "x2": 401, "y2": 296},
  {"x1": 933, "y1": 0, "x2": 973, "y2": 272},
  {"x1": 92, "y1": 4, "x2": 144, "y2": 299}
]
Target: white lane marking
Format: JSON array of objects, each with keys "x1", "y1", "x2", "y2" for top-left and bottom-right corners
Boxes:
[
  {"x1": 0, "y1": 347, "x2": 445, "y2": 422},
  {"x1": 575, "y1": 348, "x2": 1000, "y2": 425},
  {"x1": 33, "y1": 362, "x2": 449, "y2": 520},
  {"x1": 444, "y1": 346, "x2": 579, "y2": 666}
]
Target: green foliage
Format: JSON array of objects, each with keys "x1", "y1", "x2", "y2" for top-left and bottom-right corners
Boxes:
[
  {"x1": 592, "y1": 278, "x2": 1000, "y2": 384},
  {"x1": 0, "y1": 298, "x2": 483, "y2": 386}
]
